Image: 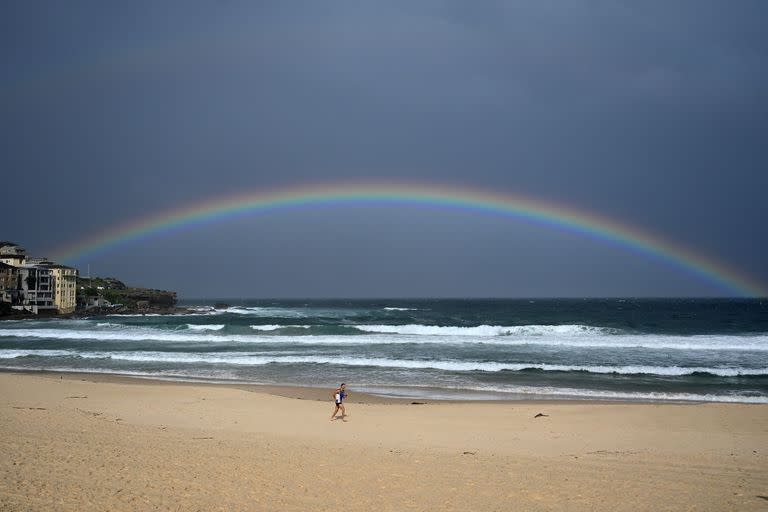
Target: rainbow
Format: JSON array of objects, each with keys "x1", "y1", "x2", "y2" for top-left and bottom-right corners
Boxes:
[{"x1": 50, "y1": 182, "x2": 766, "y2": 297}]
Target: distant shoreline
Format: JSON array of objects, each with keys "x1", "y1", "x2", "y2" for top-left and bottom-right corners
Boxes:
[
  {"x1": 0, "y1": 368, "x2": 734, "y2": 406},
  {"x1": 0, "y1": 368, "x2": 412, "y2": 405}
]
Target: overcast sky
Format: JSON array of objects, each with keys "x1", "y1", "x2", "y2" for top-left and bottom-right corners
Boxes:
[{"x1": 2, "y1": 1, "x2": 766, "y2": 298}]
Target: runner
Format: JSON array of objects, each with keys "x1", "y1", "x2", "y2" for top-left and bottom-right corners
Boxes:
[{"x1": 330, "y1": 383, "x2": 349, "y2": 421}]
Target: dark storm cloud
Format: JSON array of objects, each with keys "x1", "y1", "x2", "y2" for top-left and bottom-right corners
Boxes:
[{"x1": 2, "y1": 1, "x2": 766, "y2": 296}]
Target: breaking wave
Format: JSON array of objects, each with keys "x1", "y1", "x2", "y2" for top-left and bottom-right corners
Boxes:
[
  {"x1": 352, "y1": 324, "x2": 619, "y2": 336},
  {"x1": 2, "y1": 326, "x2": 768, "y2": 351},
  {"x1": 186, "y1": 324, "x2": 225, "y2": 331},
  {"x1": 250, "y1": 325, "x2": 309, "y2": 331},
  {"x1": 2, "y1": 349, "x2": 766, "y2": 378}
]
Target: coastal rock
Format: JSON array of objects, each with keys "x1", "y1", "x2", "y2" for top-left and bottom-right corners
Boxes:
[{"x1": 75, "y1": 276, "x2": 177, "y2": 314}]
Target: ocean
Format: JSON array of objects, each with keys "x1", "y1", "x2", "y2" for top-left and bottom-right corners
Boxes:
[{"x1": 1, "y1": 298, "x2": 767, "y2": 403}]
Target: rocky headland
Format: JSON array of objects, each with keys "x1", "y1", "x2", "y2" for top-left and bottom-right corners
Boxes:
[{"x1": 76, "y1": 277, "x2": 181, "y2": 315}]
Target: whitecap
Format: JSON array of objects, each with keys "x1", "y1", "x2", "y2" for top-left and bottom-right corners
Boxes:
[{"x1": 186, "y1": 324, "x2": 225, "y2": 331}]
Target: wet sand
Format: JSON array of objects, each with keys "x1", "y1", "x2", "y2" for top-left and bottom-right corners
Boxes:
[{"x1": 1, "y1": 372, "x2": 767, "y2": 511}]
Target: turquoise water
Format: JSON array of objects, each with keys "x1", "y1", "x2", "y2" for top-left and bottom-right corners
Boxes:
[{"x1": 1, "y1": 298, "x2": 767, "y2": 402}]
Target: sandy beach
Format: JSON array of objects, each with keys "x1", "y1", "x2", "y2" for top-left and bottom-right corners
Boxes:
[{"x1": 1, "y1": 372, "x2": 766, "y2": 511}]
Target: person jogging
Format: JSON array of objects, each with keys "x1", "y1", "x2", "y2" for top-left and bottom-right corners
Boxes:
[{"x1": 330, "y1": 383, "x2": 349, "y2": 421}]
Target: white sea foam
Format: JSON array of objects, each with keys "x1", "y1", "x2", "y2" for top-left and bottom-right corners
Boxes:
[
  {"x1": 378, "y1": 383, "x2": 768, "y2": 404},
  {"x1": 0, "y1": 361, "x2": 763, "y2": 403},
  {"x1": 0, "y1": 349, "x2": 76, "y2": 358},
  {"x1": 187, "y1": 306, "x2": 216, "y2": 313},
  {"x1": 383, "y1": 307, "x2": 421, "y2": 311},
  {"x1": 250, "y1": 325, "x2": 282, "y2": 331},
  {"x1": 2, "y1": 327, "x2": 768, "y2": 351},
  {"x1": 249, "y1": 325, "x2": 311, "y2": 331},
  {"x1": 2, "y1": 349, "x2": 766, "y2": 377},
  {"x1": 352, "y1": 324, "x2": 619, "y2": 336},
  {"x1": 478, "y1": 385, "x2": 768, "y2": 404},
  {"x1": 225, "y1": 307, "x2": 264, "y2": 315},
  {"x1": 186, "y1": 324, "x2": 225, "y2": 331},
  {"x1": 223, "y1": 307, "x2": 309, "y2": 318}
]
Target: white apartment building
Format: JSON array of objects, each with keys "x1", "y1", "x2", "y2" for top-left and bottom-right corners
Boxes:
[
  {"x1": 0, "y1": 242, "x2": 26, "y2": 266},
  {"x1": 48, "y1": 264, "x2": 78, "y2": 314},
  {"x1": 1, "y1": 242, "x2": 78, "y2": 314},
  {"x1": 16, "y1": 265, "x2": 57, "y2": 314}
]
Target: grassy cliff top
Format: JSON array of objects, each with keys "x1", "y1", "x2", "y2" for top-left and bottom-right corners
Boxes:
[{"x1": 76, "y1": 276, "x2": 127, "y2": 290}]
